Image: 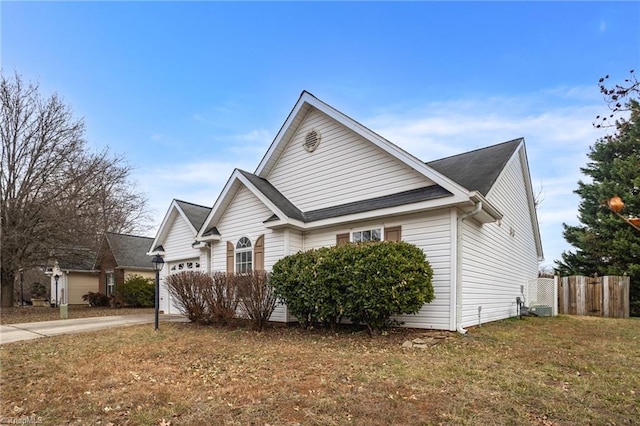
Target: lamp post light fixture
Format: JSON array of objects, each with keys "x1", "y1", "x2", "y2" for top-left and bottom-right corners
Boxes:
[
  {"x1": 151, "y1": 254, "x2": 165, "y2": 331},
  {"x1": 53, "y1": 274, "x2": 60, "y2": 307},
  {"x1": 607, "y1": 195, "x2": 640, "y2": 232}
]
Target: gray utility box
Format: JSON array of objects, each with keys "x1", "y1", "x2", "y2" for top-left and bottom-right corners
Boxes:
[{"x1": 529, "y1": 305, "x2": 553, "y2": 317}]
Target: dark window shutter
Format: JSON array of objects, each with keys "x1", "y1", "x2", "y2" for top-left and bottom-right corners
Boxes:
[
  {"x1": 226, "y1": 241, "x2": 234, "y2": 273},
  {"x1": 336, "y1": 233, "x2": 350, "y2": 245},
  {"x1": 384, "y1": 226, "x2": 402, "y2": 242},
  {"x1": 254, "y1": 235, "x2": 264, "y2": 271}
]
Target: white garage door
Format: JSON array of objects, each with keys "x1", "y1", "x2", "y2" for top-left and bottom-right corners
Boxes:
[{"x1": 161, "y1": 259, "x2": 200, "y2": 315}]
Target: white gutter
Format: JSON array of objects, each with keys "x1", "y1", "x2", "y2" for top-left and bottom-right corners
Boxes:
[{"x1": 455, "y1": 201, "x2": 483, "y2": 334}]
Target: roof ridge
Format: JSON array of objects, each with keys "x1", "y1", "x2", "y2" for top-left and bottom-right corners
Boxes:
[
  {"x1": 427, "y1": 138, "x2": 522, "y2": 164},
  {"x1": 175, "y1": 199, "x2": 211, "y2": 209},
  {"x1": 106, "y1": 232, "x2": 154, "y2": 240}
]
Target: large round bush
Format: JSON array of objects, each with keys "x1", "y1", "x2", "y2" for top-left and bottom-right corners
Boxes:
[{"x1": 270, "y1": 241, "x2": 434, "y2": 332}]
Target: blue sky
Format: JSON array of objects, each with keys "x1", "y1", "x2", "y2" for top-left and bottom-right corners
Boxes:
[{"x1": 3, "y1": 1, "x2": 639, "y2": 269}]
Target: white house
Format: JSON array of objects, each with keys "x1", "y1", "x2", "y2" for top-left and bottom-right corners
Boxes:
[
  {"x1": 150, "y1": 91, "x2": 543, "y2": 331},
  {"x1": 150, "y1": 200, "x2": 211, "y2": 314}
]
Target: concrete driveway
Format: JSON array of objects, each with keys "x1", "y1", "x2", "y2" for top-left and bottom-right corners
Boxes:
[{"x1": 0, "y1": 314, "x2": 188, "y2": 345}]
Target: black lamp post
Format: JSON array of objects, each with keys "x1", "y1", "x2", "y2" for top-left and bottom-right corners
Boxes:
[
  {"x1": 54, "y1": 274, "x2": 60, "y2": 307},
  {"x1": 19, "y1": 269, "x2": 24, "y2": 307},
  {"x1": 151, "y1": 254, "x2": 165, "y2": 330}
]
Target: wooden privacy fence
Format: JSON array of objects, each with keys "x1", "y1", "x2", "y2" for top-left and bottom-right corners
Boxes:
[{"x1": 558, "y1": 276, "x2": 630, "y2": 318}]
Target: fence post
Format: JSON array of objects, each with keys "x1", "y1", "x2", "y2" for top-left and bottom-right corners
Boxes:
[
  {"x1": 622, "y1": 276, "x2": 630, "y2": 318},
  {"x1": 553, "y1": 275, "x2": 559, "y2": 316},
  {"x1": 576, "y1": 276, "x2": 586, "y2": 316},
  {"x1": 603, "y1": 276, "x2": 609, "y2": 317}
]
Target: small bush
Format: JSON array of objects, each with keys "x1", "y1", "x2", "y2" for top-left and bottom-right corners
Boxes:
[
  {"x1": 165, "y1": 271, "x2": 212, "y2": 322},
  {"x1": 204, "y1": 272, "x2": 240, "y2": 324},
  {"x1": 116, "y1": 275, "x2": 155, "y2": 308},
  {"x1": 82, "y1": 291, "x2": 110, "y2": 307},
  {"x1": 237, "y1": 271, "x2": 277, "y2": 331},
  {"x1": 30, "y1": 282, "x2": 47, "y2": 299}
]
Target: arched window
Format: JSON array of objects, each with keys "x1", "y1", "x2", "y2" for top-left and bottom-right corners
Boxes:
[{"x1": 235, "y1": 237, "x2": 252, "y2": 273}]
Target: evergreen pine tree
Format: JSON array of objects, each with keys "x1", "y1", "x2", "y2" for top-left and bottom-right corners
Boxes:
[{"x1": 557, "y1": 100, "x2": 640, "y2": 315}]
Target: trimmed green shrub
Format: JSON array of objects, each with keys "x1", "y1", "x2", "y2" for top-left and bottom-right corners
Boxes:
[
  {"x1": 270, "y1": 241, "x2": 434, "y2": 333},
  {"x1": 269, "y1": 248, "x2": 342, "y2": 328},
  {"x1": 343, "y1": 241, "x2": 434, "y2": 333},
  {"x1": 82, "y1": 291, "x2": 110, "y2": 307},
  {"x1": 116, "y1": 274, "x2": 155, "y2": 308}
]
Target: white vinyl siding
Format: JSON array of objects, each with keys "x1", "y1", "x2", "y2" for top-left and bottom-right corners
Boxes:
[
  {"x1": 460, "y1": 151, "x2": 539, "y2": 327},
  {"x1": 287, "y1": 229, "x2": 304, "y2": 255},
  {"x1": 267, "y1": 108, "x2": 433, "y2": 212},
  {"x1": 304, "y1": 210, "x2": 453, "y2": 330},
  {"x1": 391, "y1": 211, "x2": 453, "y2": 330},
  {"x1": 212, "y1": 187, "x2": 277, "y2": 271},
  {"x1": 210, "y1": 186, "x2": 287, "y2": 321},
  {"x1": 163, "y1": 213, "x2": 202, "y2": 262},
  {"x1": 158, "y1": 212, "x2": 206, "y2": 315}
]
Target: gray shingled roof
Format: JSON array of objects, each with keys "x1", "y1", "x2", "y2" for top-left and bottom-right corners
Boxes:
[
  {"x1": 106, "y1": 233, "x2": 155, "y2": 270},
  {"x1": 238, "y1": 170, "x2": 306, "y2": 221},
  {"x1": 175, "y1": 200, "x2": 211, "y2": 231},
  {"x1": 239, "y1": 170, "x2": 451, "y2": 223},
  {"x1": 427, "y1": 138, "x2": 522, "y2": 196},
  {"x1": 55, "y1": 247, "x2": 97, "y2": 271},
  {"x1": 212, "y1": 140, "x2": 519, "y2": 228},
  {"x1": 304, "y1": 186, "x2": 451, "y2": 221}
]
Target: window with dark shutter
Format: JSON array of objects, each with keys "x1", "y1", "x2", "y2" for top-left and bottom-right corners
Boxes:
[
  {"x1": 384, "y1": 226, "x2": 402, "y2": 242},
  {"x1": 336, "y1": 233, "x2": 350, "y2": 245},
  {"x1": 226, "y1": 241, "x2": 234, "y2": 273},
  {"x1": 254, "y1": 235, "x2": 264, "y2": 271}
]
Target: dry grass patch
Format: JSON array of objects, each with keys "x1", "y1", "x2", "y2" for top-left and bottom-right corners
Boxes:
[
  {"x1": 0, "y1": 306, "x2": 155, "y2": 325},
  {"x1": 1, "y1": 316, "x2": 638, "y2": 425}
]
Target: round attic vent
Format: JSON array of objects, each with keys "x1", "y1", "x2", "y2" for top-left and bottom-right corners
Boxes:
[{"x1": 303, "y1": 130, "x2": 321, "y2": 152}]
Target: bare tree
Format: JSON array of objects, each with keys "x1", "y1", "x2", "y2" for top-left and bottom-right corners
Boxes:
[
  {"x1": 594, "y1": 69, "x2": 639, "y2": 129},
  {"x1": 1, "y1": 71, "x2": 151, "y2": 307}
]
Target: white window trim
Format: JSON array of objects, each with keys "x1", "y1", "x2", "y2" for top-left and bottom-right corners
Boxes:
[
  {"x1": 351, "y1": 226, "x2": 383, "y2": 243},
  {"x1": 106, "y1": 271, "x2": 115, "y2": 297},
  {"x1": 235, "y1": 236, "x2": 253, "y2": 273}
]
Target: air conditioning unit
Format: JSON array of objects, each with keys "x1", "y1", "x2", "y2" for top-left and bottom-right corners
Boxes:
[{"x1": 529, "y1": 305, "x2": 553, "y2": 317}]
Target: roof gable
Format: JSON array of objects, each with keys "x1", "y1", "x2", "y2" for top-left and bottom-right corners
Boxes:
[
  {"x1": 197, "y1": 169, "x2": 301, "y2": 239},
  {"x1": 175, "y1": 200, "x2": 211, "y2": 231},
  {"x1": 254, "y1": 91, "x2": 469, "y2": 199},
  {"x1": 150, "y1": 199, "x2": 211, "y2": 253},
  {"x1": 198, "y1": 93, "x2": 523, "y2": 236}
]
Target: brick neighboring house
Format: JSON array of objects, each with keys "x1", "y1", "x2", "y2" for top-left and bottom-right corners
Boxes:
[{"x1": 95, "y1": 232, "x2": 156, "y2": 298}]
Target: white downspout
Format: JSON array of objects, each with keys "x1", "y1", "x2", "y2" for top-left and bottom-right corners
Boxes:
[{"x1": 456, "y1": 201, "x2": 483, "y2": 334}]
